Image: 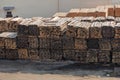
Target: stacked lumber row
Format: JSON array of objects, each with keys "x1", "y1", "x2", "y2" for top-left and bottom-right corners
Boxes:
[
  {"x1": 17, "y1": 18, "x2": 69, "y2": 60},
  {"x1": 54, "y1": 5, "x2": 120, "y2": 18},
  {"x1": 0, "y1": 18, "x2": 23, "y2": 33}
]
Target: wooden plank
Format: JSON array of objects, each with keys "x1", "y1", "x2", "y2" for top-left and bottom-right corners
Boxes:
[
  {"x1": 18, "y1": 25, "x2": 28, "y2": 35},
  {"x1": 50, "y1": 26, "x2": 61, "y2": 39},
  {"x1": 7, "y1": 21, "x2": 18, "y2": 32},
  {"x1": 17, "y1": 36, "x2": 29, "y2": 48},
  {"x1": 75, "y1": 38, "x2": 87, "y2": 50},
  {"x1": 28, "y1": 25, "x2": 39, "y2": 36},
  {"x1": 99, "y1": 39, "x2": 111, "y2": 50},
  {"x1": 5, "y1": 49, "x2": 18, "y2": 60},
  {"x1": 50, "y1": 38, "x2": 62, "y2": 49},
  {"x1": 28, "y1": 36, "x2": 38, "y2": 49},
  {"x1": 75, "y1": 50, "x2": 87, "y2": 63},
  {"x1": 50, "y1": 49, "x2": 63, "y2": 60},
  {"x1": 38, "y1": 37, "x2": 50, "y2": 49},
  {"x1": 18, "y1": 49, "x2": 29, "y2": 60},
  {"x1": 38, "y1": 49, "x2": 50, "y2": 60},
  {"x1": 101, "y1": 26, "x2": 115, "y2": 39},
  {"x1": 62, "y1": 37, "x2": 74, "y2": 49},
  {"x1": 98, "y1": 50, "x2": 110, "y2": 63},
  {"x1": 28, "y1": 49, "x2": 39, "y2": 60},
  {"x1": 4, "y1": 38, "x2": 16, "y2": 49},
  {"x1": 89, "y1": 27, "x2": 102, "y2": 38},
  {"x1": 63, "y1": 49, "x2": 75, "y2": 60},
  {"x1": 77, "y1": 27, "x2": 89, "y2": 38},
  {"x1": 39, "y1": 26, "x2": 52, "y2": 38},
  {"x1": 111, "y1": 39, "x2": 120, "y2": 51},
  {"x1": 86, "y1": 49, "x2": 98, "y2": 63},
  {"x1": 64, "y1": 26, "x2": 76, "y2": 38}
]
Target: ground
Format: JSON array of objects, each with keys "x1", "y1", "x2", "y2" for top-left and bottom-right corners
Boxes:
[{"x1": 0, "y1": 60, "x2": 119, "y2": 80}]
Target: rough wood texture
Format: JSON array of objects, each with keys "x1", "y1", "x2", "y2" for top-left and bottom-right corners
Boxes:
[
  {"x1": 5, "y1": 49, "x2": 18, "y2": 60},
  {"x1": 98, "y1": 50, "x2": 110, "y2": 63},
  {"x1": 75, "y1": 38, "x2": 87, "y2": 50},
  {"x1": 0, "y1": 37, "x2": 5, "y2": 48},
  {"x1": 77, "y1": 27, "x2": 89, "y2": 38},
  {"x1": 75, "y1": 50, "x2": 87, "y2": 63},
  {"x1": 0, "y1": 49, "x2": 5, "y2": 59},
  {"x1": 50, "y1": 38, "x2": 62, "y2": 49},
  {"x1": 0, "y1": 20, "x2": 7, "y2": 32},
  {"x1": 7, "y1": 21, "x2": 18, "y2": 32},
  {"x1": 102, "y1": 26, "x2": 115, "y2": 39},
  {"x1": 64, "y1": 26, "x2": 76, "y2": 38},
  {"x1": 17, "y1": 36, "x2": 29, "y2": 48},
  {"x1": 39, "y1": 26, "x2": 52, "y2": 38},
  {"x1": 112, "y1": 51, "x2": 120, "y2": 63},
  {"x1": 28, "y1": 25, "x2": 39, "y2": 36},
  {"x1": 111, "y1": 39, "x2": 120, "y2": 51},
  {"x1": 89, "y1": 21, "x2": 102, "y2": 38},
  {"x1": 89, "y1": 27, "x2": 102, "y2": 38},
  {"x1": 86, "y1": 49, "x2": 98, "y2": 63},
  {"x1": 18, "y1": 49, "x2": 29, "y2": 60},
  {"x1": 63, "y1": 49, "x2": 75, "y2": 60},
  {"x1": 18, "y1": 25, "x2": 28, "y2": 35},
  {"x1": 99, "y1": 39, "x2": 111, "y2": 50},
  {"x1": 28, "y1": 36, "x2": 38, "y2": 49},
  {"x1": 38, "y1": 37, "x2": 50, "y2": 49},
  {"x1": 28, "y1": 49, "x2": 39, "y2": 60},
  {"x1": 62, "y1": 37, "x2": 74, "y2": 49},
  {"x1": 114, "y1": 27, "x2": 120, "y2": 38},
  {"x1": 50, "y1": 49, "x2": 63, "y2": 60},
  {"x1": 4, "y1": 38, "x2": 16, "y2": 49},
  {"x1": 38, "y1": 49, "x2": 50, "y2": 60},
  {"x1": 50, "y1": 26, "x2": 61, "y2": 39}
]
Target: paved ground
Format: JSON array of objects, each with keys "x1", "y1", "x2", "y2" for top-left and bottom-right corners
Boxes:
[{"x1": 0, "y1": 60, "x2": 119, "y2": 80}]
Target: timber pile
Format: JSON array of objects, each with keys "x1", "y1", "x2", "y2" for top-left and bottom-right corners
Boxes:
[{"x1": 1, "y1": 10, "x2": 120, "y2": 64}]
